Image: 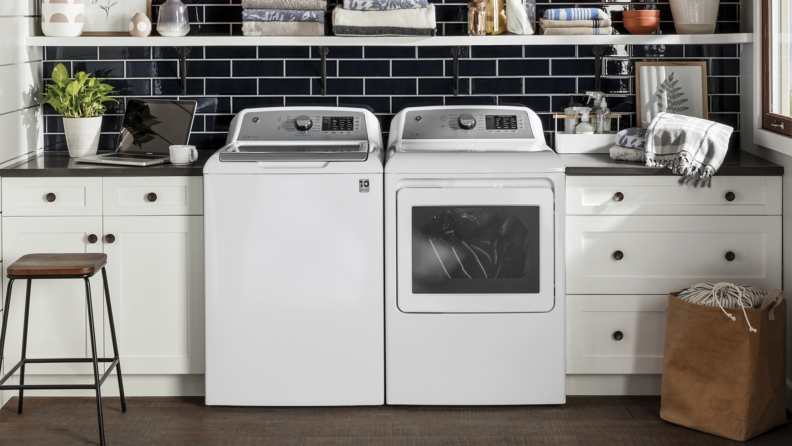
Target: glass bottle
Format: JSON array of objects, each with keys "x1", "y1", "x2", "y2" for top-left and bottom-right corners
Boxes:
[
  {"x1": 485, "y1": 0, "x2": 507, "y2": 35},
  {"x1": 157, "y1": 0, "x2": 190, "y2": 37},
  {"x1": 468, "y1": 2, "x2": 487, "y2": 36}
]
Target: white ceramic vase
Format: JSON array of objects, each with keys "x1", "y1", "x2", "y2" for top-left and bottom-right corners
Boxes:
[
  {"x1": 129, "y1": 12, "x2": 152, "y2": 37},
  {"x1": 41, "y1": 0, "x2": 85, "y2": 37},
  {"x1": 669, "y1": 0, "x2": 719, "y2": 34},
  {"x1": 63, "y1": 117, "x2": 102, "y2": 158}
]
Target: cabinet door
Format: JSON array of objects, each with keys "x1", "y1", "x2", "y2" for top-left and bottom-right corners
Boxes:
[
  {"x1": 2, "y1": 217, "x2": 104, "y2": 375},
  {"x1": 102, "y1": 216, "x2": 204, "y2": 374}
]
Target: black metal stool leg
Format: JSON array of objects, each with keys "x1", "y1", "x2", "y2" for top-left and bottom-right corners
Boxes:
[
  {"x1": 17, "y1": 279, "x2": 32, "y2": 414},
  {"x1": 101, "y1": 267, "x2": 126, "y2": 413},
  {"x1": 0, "y1": 279, "x2": 15, "y2": 378},
  {"x1": 85, "y1": 278, "x2": 105, "y2": 446}
]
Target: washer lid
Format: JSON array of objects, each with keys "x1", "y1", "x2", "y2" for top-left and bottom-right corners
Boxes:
[{"x1": 219, "y1": 141, "x2": 369, "y2": 162}]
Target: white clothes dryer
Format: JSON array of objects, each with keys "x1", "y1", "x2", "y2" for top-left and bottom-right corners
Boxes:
[
  {"x1": 204, "y1": 107, "x2": 384, "y2": 406},
  {"x1": 384, "y1": 106, "x2": 566, "y2": 405}
]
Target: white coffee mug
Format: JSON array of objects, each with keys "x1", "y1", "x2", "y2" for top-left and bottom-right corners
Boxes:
[{"x1": 170, "y1": 145, "x2": 198, "y2": 165}]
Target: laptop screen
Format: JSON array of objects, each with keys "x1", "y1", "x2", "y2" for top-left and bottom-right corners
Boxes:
[{"x1": 116, "y1": 99, "x2": 197, "y2": 155}]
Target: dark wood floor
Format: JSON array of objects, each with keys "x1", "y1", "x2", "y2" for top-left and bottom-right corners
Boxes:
[{"x1": 0, "y1": 396, "x2": 790, "y2": 445}]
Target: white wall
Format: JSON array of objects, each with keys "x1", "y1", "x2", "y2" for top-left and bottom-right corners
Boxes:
[
  {"x1": 740, "y1": 0, "x2": 792, "y2": 411},
  {"x1": 0, "y1": 0, "x2": 41, "y2": 408}
]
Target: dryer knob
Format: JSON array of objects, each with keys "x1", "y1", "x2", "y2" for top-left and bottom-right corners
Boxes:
[
  {"x1": 294, "y1": 115, "x2": 313, "y2": 131},
  {"x1": 458, "y1": 114, "x2": 476, "y2": 130}
]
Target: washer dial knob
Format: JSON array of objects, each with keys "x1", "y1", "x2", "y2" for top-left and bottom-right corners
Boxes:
[
  {"x1": 294, "y1": 115, "x2": 313, "y2": 131},
  {"x1": 458, "y1": 114, "x2": 476, "y2": 130}
]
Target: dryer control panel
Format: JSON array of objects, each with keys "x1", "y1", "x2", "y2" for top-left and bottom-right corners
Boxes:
[
  {"x1": 236, "y1": 109, "x2": 369, "y2": 142},
  {"x1": 402, "y1": 108, "x2": 534, "y2": 140}
]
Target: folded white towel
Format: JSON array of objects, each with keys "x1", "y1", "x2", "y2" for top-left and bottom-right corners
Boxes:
[
  {"x1": 539, "y1": 18, "x2": 612, "y2": 28},
  {"x1": 332, "y1": 5, "x2": 436, "y2": 36},
  {"x1": 645, "y1": 112, "x2": 733, "y2": 187},
  {"x1": 242, "y1": 21, "x2": 325, "y2": 36}
]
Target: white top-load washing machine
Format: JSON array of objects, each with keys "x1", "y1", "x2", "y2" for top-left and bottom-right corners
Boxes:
[
  {"x1": 204, "y1": 107, "x2": 384, "y2": 406},
  {"x1": 385, "y1": 106, "x2": 566, "y2": 405}
]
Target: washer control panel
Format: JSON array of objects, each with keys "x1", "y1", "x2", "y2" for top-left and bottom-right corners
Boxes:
[
  {"x1": 237, "y1": 109, "x2": 368, "y2": 142},
  {"x1": 402, "y1": 108, "x2": 534, "y2": 140}
]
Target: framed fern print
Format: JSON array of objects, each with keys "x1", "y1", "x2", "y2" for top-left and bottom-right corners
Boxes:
[
  {"x1": 83, "y1": 0, "x2": 152, "y2": 36},
  {"x1": 636, "y1": 62, "x2": 708, "y2": 128}
]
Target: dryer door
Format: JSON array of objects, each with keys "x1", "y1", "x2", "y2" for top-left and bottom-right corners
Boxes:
[{"x1": 397, "y1": 187, "x2": 555, "y2": 313}]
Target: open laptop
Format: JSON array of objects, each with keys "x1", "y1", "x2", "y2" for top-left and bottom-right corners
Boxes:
[{"x1": 76, "y1": 99, "x2": 197, "y2": 167}]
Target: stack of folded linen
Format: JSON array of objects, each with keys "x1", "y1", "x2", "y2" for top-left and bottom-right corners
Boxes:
[
  {"x1": 540, "y1": 8, "x2": 612, "y2": 35},
  {"x1": 242, "y1": 0, "x2": 327, "y2": 36},
  {"x1": 609, "y1": 127, "x2": 647, "y2": 162},
  {"x1": 332, "y1": 0, "x2": 436, "y2": 37}
]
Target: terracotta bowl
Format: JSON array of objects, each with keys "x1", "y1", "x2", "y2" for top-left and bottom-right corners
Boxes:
[
  {"x1": 624, "y1": 17, "x2": 660, "y2": 34},
  {"x1": 623, "y1": 10, "x2": 660, "y2": 18}
]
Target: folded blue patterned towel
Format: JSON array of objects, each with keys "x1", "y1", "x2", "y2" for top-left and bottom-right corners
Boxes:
[
  {"x1": 542, "y1": 8, "x2": 608, "y2": 21},
  {"x1": 343, "y1": 0, "x2": 428, "y2": 11},
  {"x1": 243, "y1": 8, "x2": 325, "y2": 22},
  {"x1": 616, "y1": 127, "x2": 647, "y2": 150}
]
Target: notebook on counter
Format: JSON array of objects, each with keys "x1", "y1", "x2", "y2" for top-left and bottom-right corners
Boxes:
[{"x1": 75, "y1": 99, "x2": 197, "y2": 167}]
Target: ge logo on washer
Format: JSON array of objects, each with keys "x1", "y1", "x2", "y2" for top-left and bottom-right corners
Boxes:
[{"x1": 359, "y1": 179, "x2": 370, "y2": 193}]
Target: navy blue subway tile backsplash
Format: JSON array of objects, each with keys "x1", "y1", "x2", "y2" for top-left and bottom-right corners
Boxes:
[{"x1": 42, "y1": 1, "x2": 742, "y2": 151}]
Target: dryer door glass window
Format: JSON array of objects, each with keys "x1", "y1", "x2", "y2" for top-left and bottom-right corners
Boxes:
[{"x1": 412, "y1": 206, "x2": 540, "y2": 294}]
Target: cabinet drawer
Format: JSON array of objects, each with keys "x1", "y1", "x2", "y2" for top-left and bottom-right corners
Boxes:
[
  {"x1": 1, "y1": 178, "x2": 102, "y2": 216},
  {"x1": 567, "y1": 295, "x2": 667, "y2": 374},
  {"x1": 566, "y1": 216, "x2": 782, "y2": 294},
  {"x1": 103, "y1": 177, "x2": 203, "y2": 216},
  {"x1": 567, "y1": 176, "x2": 781, "y2": 216}
]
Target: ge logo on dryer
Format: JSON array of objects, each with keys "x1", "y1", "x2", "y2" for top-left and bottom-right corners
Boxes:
[{"x1": 359, "y1": 179, "x2": 370, "y2": 193}]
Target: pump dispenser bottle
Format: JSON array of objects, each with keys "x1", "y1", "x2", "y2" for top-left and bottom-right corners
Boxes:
[
  {"x1": 595, "y1": 97, "x2": 611, "y2": 134},
  {"x1": 574, "y1": 107, "x2": 594, "y2": 134}
]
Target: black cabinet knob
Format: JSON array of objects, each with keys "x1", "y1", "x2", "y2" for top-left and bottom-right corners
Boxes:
[
  {"x1": 87, "y1": 234, "x2": 98, "y2": 244},
  {"x1": 147, "y1": 192, "x2": 158, "y2": 202},
  {"x1": 725, "y1": 192, "x2": 736, "y2": 202},
  {"x1": 725, "y1": 251, "x2": 736, "y2": 261},
  {"x1": 46, "y1": 193, "x2": 56, "y2": 203},
  {"x1": 105, "y1": 234, "x2": 116, "y2": 244},
  {"x1": 612, "y1": 331, "x2": 624, "y2": 341},
  {"x1": 613, "y1": 192, "x2": 624, "y2": 202},
  {"x1": 613, "y1": 250, "x2": 624, "y2": 261}
]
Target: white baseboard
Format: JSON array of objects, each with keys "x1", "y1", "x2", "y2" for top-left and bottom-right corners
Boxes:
[
  {"x1": 566, "y1": 375, "x2": 662, "y2": 396},
  {"x1": 0, "y1": 375, "x2": 204, "y2": 400}
]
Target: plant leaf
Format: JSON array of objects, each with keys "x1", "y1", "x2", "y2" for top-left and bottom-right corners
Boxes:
[{"x1": 52, "y1": 64, "x2": 69, "y2": 84}]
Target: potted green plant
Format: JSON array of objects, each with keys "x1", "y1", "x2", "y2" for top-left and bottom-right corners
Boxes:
[{"x1": 41, "y1": 63, "x2": 117, "y2": 157}]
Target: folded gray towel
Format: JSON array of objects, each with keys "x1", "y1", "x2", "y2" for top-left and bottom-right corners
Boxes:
[
  {"x1": 243, "y1": 9, "x2": 325, "y2": 22},
  {"x1": 541, "y1": 26, "x2": 612, "y2": 35},
  {"x1": 609, "y1": 145, "x2": 645, "y2": 162},
  {"x1": 616, "y1": 127, "x2": 647, "y2": 149},
  {"x1": 343, "y1": 0, "x2": 428, "y2": 11},
  {"x1": 539, "y1": 18, "x2": 612, "y2": 28},
  {"x1": 645, "y1": 112, "x2": 733, "y2": 187},
  {"x1": 332, "y1": 5, "x2": 436, "y2": 36},
  {"x1": 242, "y1": 0, "x2": 326, "y2": 10},
  {"x1": 242, "y1": 21, "x2": 325, "y2": 35}
]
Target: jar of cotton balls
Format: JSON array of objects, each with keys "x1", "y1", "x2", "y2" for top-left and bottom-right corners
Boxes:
[
  {"x1": 129, "y1": 13, "x2": 152, "y2": 38},
  {"x1": 157, "y1": 0, "x2": 191, "y2": 37}
]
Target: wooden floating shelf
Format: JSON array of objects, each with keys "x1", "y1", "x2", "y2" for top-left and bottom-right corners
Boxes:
[{"x1": 27, "y1": 33, "x2": 753, "y2": 47}]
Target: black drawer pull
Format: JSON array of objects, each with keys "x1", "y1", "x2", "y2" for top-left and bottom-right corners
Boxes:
[
  {"x1": 45, "y1": 193, "x2": 56, "y2": 203},
  {"x1": 613, "y1": 251, "x2": 624, "y2": 261},
  {"x1": 725, "y1": 251, "x2": 736, "y2": 262},
  {"x1": 613, "y1": 192, "x2": 624, "y2": 202},
  {"x1": 105, "y1": 234, "x2": 116, "y2": 244},
  {"x1": 725, "y1": 191, "x2": 736, "y2": 202},
  {"x1": 612, "y1": 331, "x2": 624, "y2": 341},
  {"x1": 87, "y1": 234, "x2": 98, "y2": 244},
  {"x1": 147, "y1": 192, "x2": 158, "y2": 202}
]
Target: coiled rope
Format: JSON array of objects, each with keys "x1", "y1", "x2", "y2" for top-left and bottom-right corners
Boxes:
[{"x1": 677, "y1": 282, "x2": 766, "y2": 333}]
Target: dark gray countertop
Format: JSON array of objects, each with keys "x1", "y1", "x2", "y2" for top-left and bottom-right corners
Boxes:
[
  {"x1": 0, "y1": 151, "x2": 212, "y2": 177},
  {"x1": 560, "y1": 151, "x2": 784, "y2": 176}
]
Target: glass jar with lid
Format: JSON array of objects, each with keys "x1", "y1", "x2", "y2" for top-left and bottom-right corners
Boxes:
[{"x1": 467, "y1": 2, "x2": 487, "y2": 36}]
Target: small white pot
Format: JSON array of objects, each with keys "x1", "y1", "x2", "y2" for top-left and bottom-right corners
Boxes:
[
  {"x1": 669, "y1": 0, "x2": 719, "y2": 34},
  {"x1": 63, "y1": 117, "x2": 103, "y2": 158},
  {"x1": 41, "y1": 0, "x2": 85, "y2": 37}
]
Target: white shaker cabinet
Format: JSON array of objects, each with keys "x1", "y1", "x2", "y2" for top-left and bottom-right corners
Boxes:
[
  {"x1": 102, "y1": 216, "x2": 204, "y2": 374},
  {"x1": 0, "y1": 176, "x2": 204, "y2": 377}
]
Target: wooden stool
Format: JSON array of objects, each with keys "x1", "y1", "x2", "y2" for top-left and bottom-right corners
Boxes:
[{"x1": 0, "y1": 254, "x2": 126, "y2": 446}]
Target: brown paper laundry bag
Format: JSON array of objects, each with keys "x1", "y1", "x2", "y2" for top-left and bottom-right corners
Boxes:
[{"x1": 660, "y1": 289, "x2": 787, "y2": 441}]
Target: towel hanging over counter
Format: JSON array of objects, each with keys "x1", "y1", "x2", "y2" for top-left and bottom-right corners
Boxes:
[
  {"x1": 242, "y1": 21, "x2": 325, "y2": 35},
  {"x1": 542, "y1": 8, "x2": 608, "y2": 20},
  {"x1": 242, "y1": 0, "x2": 326, "y2": 10},
  {"x1": 645, "y1": 112, "x2": 733, "y2": 187},
  {"x1": 332, "y1": 5, "x2": 436, "y2": 36},
  {"x1": 343, "y1": 0, "x2": 428, "y2": 11},
  {"x1": 243, "y1": 9, "x2": 325, "y2": 22}
]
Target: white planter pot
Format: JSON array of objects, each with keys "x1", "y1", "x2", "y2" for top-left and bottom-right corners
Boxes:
[
  {"x1": 63, "y1": 117, "x2": 102, "y2": 158},
  {"x1": 669, "y1": 0, "x2": 719, "y2": 34},
  {"x1": 41, "y1": 0, "x2": 85, "y2": 37}
]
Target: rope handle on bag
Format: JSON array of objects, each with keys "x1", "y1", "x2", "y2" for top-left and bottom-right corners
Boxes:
[{"x1": 760, "y1": 289, "x2": 784, "y2": 321}]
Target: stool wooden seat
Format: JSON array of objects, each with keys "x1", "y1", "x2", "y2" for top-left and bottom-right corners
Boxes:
[
  {"x1": 7, "y1": 254, "x2": 108, "y2": 278},
  {"x1": 0, "y1": 253, "x2": 125, "y2": 446}
]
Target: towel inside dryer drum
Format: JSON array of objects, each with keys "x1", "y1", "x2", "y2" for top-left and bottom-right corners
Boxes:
[{"x1": 412, "y1": 206, "x2": 541, "y2": 295}]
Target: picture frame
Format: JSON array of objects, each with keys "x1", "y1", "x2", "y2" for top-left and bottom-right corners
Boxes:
[
  {"x1": 635, "y1": 61, "x2": 709, "y2": 128},
  {"x1": 82, "y1": 0, "x2": 152, "y2": 36}
]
